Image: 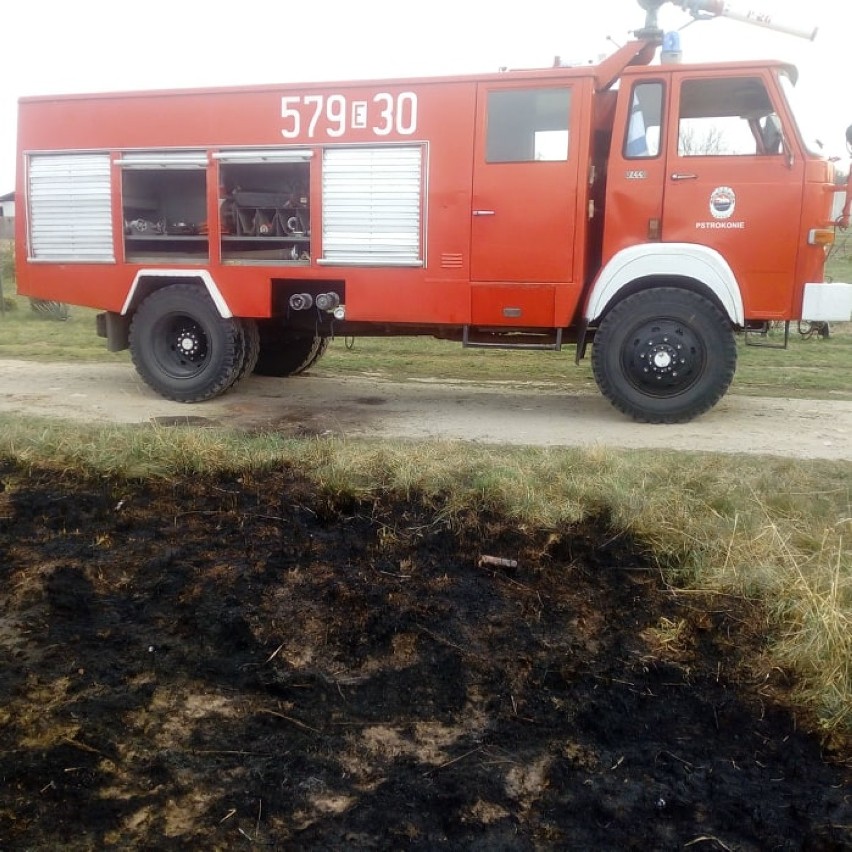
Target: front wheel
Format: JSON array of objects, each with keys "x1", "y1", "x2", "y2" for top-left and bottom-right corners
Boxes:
[
  {"x1": 129, "y1": 284, "x2": 244, "y2": 402},
  {"x1": 591, "y1": 288, "x2": 737, "y2": 423}
]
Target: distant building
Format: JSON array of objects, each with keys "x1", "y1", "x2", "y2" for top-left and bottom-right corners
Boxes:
[{"x1": 0, "y1": 191, "x2": 13, "y2": 240}]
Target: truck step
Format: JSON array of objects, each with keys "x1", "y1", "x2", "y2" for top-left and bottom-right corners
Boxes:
[
  {"x1": 462, "y1": 326, "x2": 563, "y2": 351},
  {"x1": 744, "y1": 321, "x2": 790, "y2": 350}
]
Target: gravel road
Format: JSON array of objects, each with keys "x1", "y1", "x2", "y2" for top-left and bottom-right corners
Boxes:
[{"x1": 0, "y1": 359, "x2": 850, "y2": 460}]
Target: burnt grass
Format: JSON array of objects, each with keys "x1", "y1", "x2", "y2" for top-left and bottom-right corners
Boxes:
[{"x1": 0, "y1": 461, "x2": 849, "y2": 851}]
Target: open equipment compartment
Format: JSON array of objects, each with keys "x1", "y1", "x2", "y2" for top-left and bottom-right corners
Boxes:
[
  {"x1": 120, "y1": 151, "x2": 209, "y2": 262},
  {"x1": 217, "y1": 151, "x2": 311, "y2": 264}
]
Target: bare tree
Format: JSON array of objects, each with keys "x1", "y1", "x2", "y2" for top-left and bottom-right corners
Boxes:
[{"x1": 678, "y1": 123, "x2": 729, "y2": 156}]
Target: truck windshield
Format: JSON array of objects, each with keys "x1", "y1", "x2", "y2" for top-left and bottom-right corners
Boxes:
[{"x1": 778, "y1": 70, "x2": 823, "y2": 156}]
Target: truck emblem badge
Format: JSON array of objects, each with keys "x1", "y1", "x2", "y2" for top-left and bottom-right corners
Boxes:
[{"x1": 710, "y1": 186, "x2": 736, "y2": 220}]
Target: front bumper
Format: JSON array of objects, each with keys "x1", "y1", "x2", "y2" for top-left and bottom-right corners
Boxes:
[{"x1": 802, "y1": 282, "x2": 852, "y2": 322}]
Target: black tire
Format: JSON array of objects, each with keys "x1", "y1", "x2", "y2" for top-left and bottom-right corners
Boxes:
[
  {"x1": 302, "y1": 336, "x2": 329, "y2": 371},
  {"x1": 129, "y1": 284, "x2": 244, "y2": 402},
  {"x1": 233, "y1": 319, "x2": 261, "y2": 384},
  {"x1": 254, "y1": 322, "x2": 328, "y2": 377},
  {"x1": 591, "y1": 288, "x2": 737, "y2": 423}
]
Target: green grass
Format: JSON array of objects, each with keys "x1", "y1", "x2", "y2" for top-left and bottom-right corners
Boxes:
[
  {"x1": 827, "y1": 235, "x2": 852, "y2": 283},
  {"x1": 731, "y1": 325, "x2": 852, "y2": 398},
  {"x1": 0, "y1": 295, "x2": 129, "y2": 362},
  {"x1": 0, "y1": 242, "x2": 13, "y2": 284}
]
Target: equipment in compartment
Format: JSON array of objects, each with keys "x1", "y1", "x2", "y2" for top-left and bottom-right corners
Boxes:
[
  {"x1": 121, "y1": 165, "x2": 208, "y2": 259},
  {"x1": 126, "y1": 218, "x2": 165, "y2": 235},
  {"x1": 231, "y1": 189, "x2": 309, "y2": 238},
  {"x1": 217, "y1": 159, "x2": 311, "y2": 262}
]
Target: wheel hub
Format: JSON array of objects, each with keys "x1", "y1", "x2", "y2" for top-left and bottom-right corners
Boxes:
[
  {"x1": 150, "y1": 314, "x2": 211, "y2": 379},
  {"x1": 623, "y1": 322, "x2": 704, "y2": 397},
  {"x1": 174, "y1": 326, "x2": 203, "y2": 362},
  {"x1": 644, "y1": 338, "x2": 682, "y2": 377}
]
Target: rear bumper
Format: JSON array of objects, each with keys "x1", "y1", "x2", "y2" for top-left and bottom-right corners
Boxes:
[{"x1": 802, "y1": 282, "x2": 852, "y2": 322}]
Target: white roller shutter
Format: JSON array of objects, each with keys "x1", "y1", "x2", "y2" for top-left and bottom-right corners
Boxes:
[
  {"x1": 28, "y1": 153, "x2": 114, "y2": 262},
  {"x1": 321, "y1": 146, "x2": 423, "y2": 266},
  {"x1": 115, "y1": 151, "x2": 208, "y2": 169},
  {"x1": 214, "y1": 149, "x2": 313, "y2": 164}
]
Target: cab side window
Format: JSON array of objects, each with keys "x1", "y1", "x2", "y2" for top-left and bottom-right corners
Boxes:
[
  {"x1": 678, "y1": 77, "x2": 783, "y2": 157},
  {"x1": 624, "y1": 82, "x2": 663, "y2": 159}
]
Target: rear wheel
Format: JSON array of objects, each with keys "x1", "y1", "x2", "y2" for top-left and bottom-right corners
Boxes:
[
  {"x1": 254, "y1": 322, "x2": 329, "y2": 377},
  {"x1": 129, "y1": 284, "x2": 244, "y2": 402},
  {"x1": 302, "y1": 336, "x2": 329, "y2": 372},
  {"x1": 591, "y1": 288, "x2": 737, "y2": 423},
  {"x1": 234, "y1": 319, "x2": 261, "y2": 383}
]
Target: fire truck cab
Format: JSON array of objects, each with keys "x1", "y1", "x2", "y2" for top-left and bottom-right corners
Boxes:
[{"x1": 15, "y1": 0, "x2": 852, "y2": 422}]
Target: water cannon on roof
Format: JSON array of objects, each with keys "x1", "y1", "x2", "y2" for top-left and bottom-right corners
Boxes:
[
  {"x1": 635, "y1": 0, "x2": 672, "y2": 40},
  {"x1": 635, "y1": 0, "x2": 818, "y2": 42}
]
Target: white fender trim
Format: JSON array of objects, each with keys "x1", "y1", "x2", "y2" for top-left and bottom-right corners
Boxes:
[
  {"x1": 120, "y1": 269, "x2": 232, "y2": 318},
  {"x1": 585, "y1": 244, "x2": 745, "y2": 326}
]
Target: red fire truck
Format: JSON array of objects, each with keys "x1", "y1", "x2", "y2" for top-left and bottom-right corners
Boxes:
[{"x1": 15, "y1": 0, "x2": 852, "y2": 422}]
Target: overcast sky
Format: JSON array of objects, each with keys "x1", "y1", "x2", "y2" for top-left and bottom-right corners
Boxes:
[{"x1": 1, "y1": 0, "x2": 848, "y2": 192}]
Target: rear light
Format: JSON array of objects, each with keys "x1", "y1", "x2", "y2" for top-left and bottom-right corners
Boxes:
[{"x1": 808, "y1": 228, "x2": 835, "y2": 247}]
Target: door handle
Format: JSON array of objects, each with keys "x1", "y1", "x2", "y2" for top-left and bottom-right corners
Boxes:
[
  {"x1": 472, "y1": 210, "x2": 496, "y2": 216},
  {"x1": 671, "y1": 173, "x2": 698, "y2": 181}
]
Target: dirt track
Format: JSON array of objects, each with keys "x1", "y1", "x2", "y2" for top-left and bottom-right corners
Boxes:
[{"x1": 0, "y1": 359, "x2": 851, "y2": 459}]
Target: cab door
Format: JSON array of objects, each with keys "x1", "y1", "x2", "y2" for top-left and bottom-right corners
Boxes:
[
  {"x1": 470, "y1": 83, "x2": 577, "y2": 287},
  {"x1": 661, "y1": 72, "x2": 804, "y2": 317},
  {"x1": 601, "y1": 76, "x2": 669, "y2": 263}
]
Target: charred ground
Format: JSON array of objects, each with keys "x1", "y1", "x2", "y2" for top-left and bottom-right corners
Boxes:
[{"x1": 0, "y1": 462, "x2": 849, "y2": 850}]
